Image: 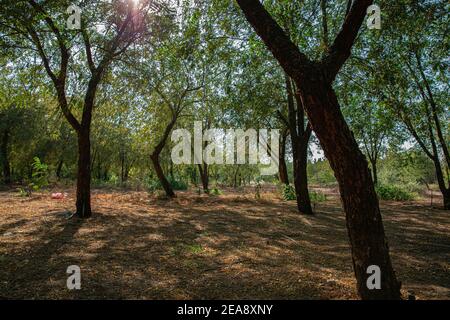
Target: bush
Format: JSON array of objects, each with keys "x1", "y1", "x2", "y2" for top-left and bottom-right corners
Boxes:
[
  {"x1": 168, "y1": 177, "x2": 188, "y2": 191},
  {"x1": 30, "y1": 157, "x2": 49, "y2": 191},
  {"x1": 147, "y1": 177, "x2": 188, "y2": 192},
  {"x1": 375, "y1": 184, "x2": 415, "y2": 201},
  {"x1": 310, "y1": 191, "x2": 327, "y2": 203},
  {"x1": 210, "y1": 187, "x2": 222, "y2": 195},
  {"x1": 147, "y1": 179, "x2": 163, "y2": 192},
  {"x1": 282, "y1": 185, "x2": 296, "y2": 201}
]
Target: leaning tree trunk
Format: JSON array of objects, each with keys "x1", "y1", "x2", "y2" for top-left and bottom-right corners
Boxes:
[
  {"x1": 236, "y1": 0, "x2": 401, "y2": 299},
  {"x1": 1, "y1": 130, "x2": 11, "y2": 184},
  {"x1": 301, "y1": 82, "x2": 401, "y2": 299},
  {"x1": 150, "y1": 153, "x2": 175, "y2": 197},
  {"x1": 150, "y1": 116, "x2": 177, "y2": 198},
  {"x1": 76, "y1": 130, "x2": 92, "y2": 218}
]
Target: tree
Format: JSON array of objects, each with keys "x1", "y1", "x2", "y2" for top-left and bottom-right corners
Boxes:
[
  {"x1": 282, "y1": 75, "x2": 313, "y2": 214},
  {"x1": 1, "y1": 0, "x2": 152, "y2": 217},
  {"x1": 367, "y1": 0, "x2": 449, "y2": 209},
  {"x1": 235, "y1": 0, "x2": 401, "y2": 299}
]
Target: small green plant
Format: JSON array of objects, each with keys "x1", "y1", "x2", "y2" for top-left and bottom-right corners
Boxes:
[
  {"x1": 375, "y1": 184, "x2": 415, "y2": 201},
  {"x1": 147, "y1": 179, "x2": 163, "y2": 193},
  {"x1": 186, "y1": 244, "x2": 203, "y2": 254},
  {"x1": 17, "y1": 187, "x2": 31, "y2": 197},
  {"x1": 310, "y1": 191, "x2": 327, "y2": 203},
  {"x1": 149, "y1": 177, "x2": 188, "y2": 192},
  {"x1": 30, "y1": 157, "x2": 48, "y2": 191},
  {"x1": 255, "y1": 181, "x2": 261, "y2": 200},
  {"x1": 282, "y1": 184, "x2": 296, "y2": 201},
  {"x1": 17, "y1": 157, "x2": 49, "y2": 197},
  {"x1": 210, "y1": 187, "x2": 222, "y2": 195},
  {"x1": 168, "y1": 177, "x2": 188, "y2": 191}
]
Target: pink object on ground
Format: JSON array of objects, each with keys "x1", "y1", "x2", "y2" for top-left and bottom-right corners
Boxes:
[{"x1": 51, "y1": 193, "x2": 65, "y2": 199}]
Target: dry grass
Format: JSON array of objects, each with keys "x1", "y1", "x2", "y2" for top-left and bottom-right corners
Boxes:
[{"x1": 0, "y1": 187, "x2": 449, "y2": 300}]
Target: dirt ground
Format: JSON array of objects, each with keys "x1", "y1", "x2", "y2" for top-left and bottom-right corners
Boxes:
[{"x1": 0, "y1": 187, "x2": 449, "y2": 300}]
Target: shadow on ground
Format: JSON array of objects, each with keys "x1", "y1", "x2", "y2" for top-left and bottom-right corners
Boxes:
[{"x1": 0, "y1": 189, "x2": 448, "y2": 299}]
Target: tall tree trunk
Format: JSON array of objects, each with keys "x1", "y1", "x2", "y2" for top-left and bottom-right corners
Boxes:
[
  {"x1": 278, "y1": 129, "x2": 289, "y2": 185},
  {"x1": 303, "y1": 83, "x2": 400, "y2": 299},
  {"x1": 169, "y1": 161, "x2": 174, "y2": 180},
  {"x1": 236, "y1": 0, "x2": 401, "y2": 299},
  {"x1": 294, "y1": 141, "x2": 312, "y2": 214},
  {"x1": 286, "y1": 76, "x2": 313, "y2": 215},
  {"x1": 56, "y1": 159, "x2": 63, "y2": 180},
  {"x1": 120, "y1": 151, "x2": 125, "y2": 183},
  {"x1": 76, "y1": 131, "x2": 91, "y2": 218},
  {"x1": 150, "y1": 153, "x2": 175, "y2": 197},
  {"x1": 197, "y1": 163, "x2": 209, "y2": 193},
  {"x1": 442, "y1": 187, "x2": 450, "y2": 210},
  {"x1": 1, "y1": 130, "x2": 11, "y2": 184},
  {"x1": 233, "y1": 166, "x2": 240, "y2": 188}
]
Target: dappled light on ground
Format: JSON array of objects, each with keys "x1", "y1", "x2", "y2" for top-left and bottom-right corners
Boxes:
[{"x1": 0, "y1": 189, "x2": 448, "y2": 299}]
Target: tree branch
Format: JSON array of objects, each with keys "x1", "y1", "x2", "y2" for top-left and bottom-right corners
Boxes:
[{"x1": 322, "y1": 0, "x2": 373, "y2": 82}]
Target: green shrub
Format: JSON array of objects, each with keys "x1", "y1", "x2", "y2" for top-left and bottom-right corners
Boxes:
[
  {"x1": 186, "y1": 244, "x2": 203, "y2": 254},
  {"x1": 147, "y1": 179, "x2": 163, "y2": 192},
  {"x1": 310, "y1": 191, "x2": 327, "y2": 203},
  {"x1": 17, "y1": 187, "x2": 31, "y2": 197},
  {"x1": 375, "y1": 184, "x2": 415, "y2": 201},
  {"x1": 282, "y1": 185, "x2": 296, "y2": 201},
  {"x1": 168, "y1": 177, "x2": 188, "y2": 191},
  {"x1": 147, "y1": 177, "x2": 188, "y2": 192},
  {"x1": 210, "y1": 187, "x2": 222, "y2": 195}
]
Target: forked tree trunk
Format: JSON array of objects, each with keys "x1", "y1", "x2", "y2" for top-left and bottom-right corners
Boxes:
[
  {"x1": 150, "y1": 153, "x2": 175, "y2": 197},
  {"x1": 236, "y1": 0, "x2": 401, "y2": 299},
  {"x1": 76, "y1": 131, "x2": 92, "y2": 218}
]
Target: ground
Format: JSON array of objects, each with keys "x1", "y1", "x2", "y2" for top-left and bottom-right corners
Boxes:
[{"x1": 0, "y1": 186, "x2": 449, "y2": 300}]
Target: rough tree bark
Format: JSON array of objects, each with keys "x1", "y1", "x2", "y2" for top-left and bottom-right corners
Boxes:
[
  {"x1": 76, "y1": 130, "x2": 91, "y2": 218},
  {"x1": 236, "y1": 0, "x2": 401, "y2": 299},
  {"x1": 278, "y1": 128, "x2": 289, "y2": 185}
]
